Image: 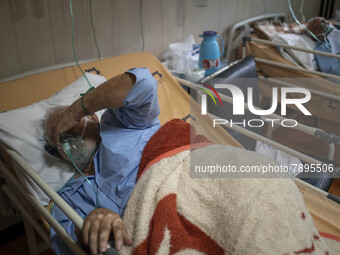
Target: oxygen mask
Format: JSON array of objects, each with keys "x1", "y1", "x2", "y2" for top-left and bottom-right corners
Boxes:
[
  {"x1": 59, "y1": 116, "x2": 94, "y2": 170},
  {"x1": 60, "y1": 133, "x2": 88, "y2": 161},
  {"x1": 316, "y1": 22, "x2": 335, "y2": 41}
]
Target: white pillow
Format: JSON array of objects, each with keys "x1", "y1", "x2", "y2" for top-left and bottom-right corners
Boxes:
[
  {"x1": 0, "y1": 73, "x2": 107, "y2": 205},
  {"x1": 272, "y1": 33, "x2": 317, "y2": 71}
]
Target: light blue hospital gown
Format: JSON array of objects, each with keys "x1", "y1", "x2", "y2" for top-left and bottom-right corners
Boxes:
[
  {"x1": 314, "y1": 42, "x2": 340, "y2": 76},
  {"x1": 50, "y1": 68, "x2": 160, "y2": 255}
]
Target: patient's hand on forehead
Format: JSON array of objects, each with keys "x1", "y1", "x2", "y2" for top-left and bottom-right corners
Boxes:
[{"x1": 46, "y1": 107, "x2": 101, "y2": 173}]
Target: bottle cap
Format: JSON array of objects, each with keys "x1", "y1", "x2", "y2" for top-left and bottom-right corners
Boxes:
[{"x1": 203, "y1": 31, "x2": 217, "y2": 36}]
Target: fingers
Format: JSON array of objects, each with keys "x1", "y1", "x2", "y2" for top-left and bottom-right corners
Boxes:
[
  {"x1": 89, "y1": 218, "x2": 101, "y2": 255},
  {"x1": 51, "y1": 113, "x2": 69, "y2": 147},
  {"x1": 112, "y1": 219, "x2": 123, "y2": 250},
  {"x1": 82, "y1": 217, "x2": 91, "y2": 248},
  {"x1": 46, "y1": 114, "x2": 64, "y2": 147},
  {"x1": 51, "y1": 127, "x2": 62, "y2": 148},
  {"x1": 123, "y1": 229, "x2": 133, "y2": 246},
  {"x1": 81, "y1": 209, "x2": 132, "y2": 255},
  {"x1": 83, "y1": 213, "x2": 103, "y2": 255},
  {"x1": 120, "y1": 222, "x2": 132, "y2": 246},
  {"x1": 46, "y1": 108, "x2": 65, "y2": 147},
  {"x1": 111, "y1": 218, "x2": 132, "y2": 251},
  {"x1": 98, "y1": 220, "x2": 111, "y2": 253}
]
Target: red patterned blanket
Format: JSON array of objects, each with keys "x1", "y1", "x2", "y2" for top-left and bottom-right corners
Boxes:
[{"x1": 121, "y1": 119, "x2": 340, "y2": 254}]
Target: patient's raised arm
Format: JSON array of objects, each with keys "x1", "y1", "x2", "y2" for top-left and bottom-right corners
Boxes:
[{"x1": 47, "y1": 73, "x2": 136, "y2": 147}]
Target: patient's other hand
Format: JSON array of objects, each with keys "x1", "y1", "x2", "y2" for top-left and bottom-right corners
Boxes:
[{"x1": 81, "y1": 208, "x2": 132, "y2": 255}]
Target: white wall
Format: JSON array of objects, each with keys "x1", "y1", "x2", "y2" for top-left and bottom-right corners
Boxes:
[{"x1": 0, "y1": 0, "x2": 321, "y2": 78}]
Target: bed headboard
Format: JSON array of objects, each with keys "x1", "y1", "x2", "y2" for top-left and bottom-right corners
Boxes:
[{"x1": 225, "y1": 13, "x2": 287, "y2": 63}]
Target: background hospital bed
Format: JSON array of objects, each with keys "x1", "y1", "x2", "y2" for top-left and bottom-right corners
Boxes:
[
  {"x1": 0, "y1": 52, "x2": 339, "y2": 254},
  {"x1": 225, "y1": 12, "x2": 340, "y2": 122},
  {"x1": 225, "y1": 12, "x2": 340, "y2": 171}
]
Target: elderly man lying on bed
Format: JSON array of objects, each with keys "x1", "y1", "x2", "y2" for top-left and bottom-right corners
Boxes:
[
  {"x1": 46, "y1": 68, "x2": 336, "y2": 255},
  {"x1": 306, "y1": 17, "x2": 340, "y2": 76},
  {"x1": 46, "y1": 68, "x2": 160, "y2": 255}
]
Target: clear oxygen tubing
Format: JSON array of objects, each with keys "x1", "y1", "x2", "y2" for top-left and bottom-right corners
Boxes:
[
  {"x1": 50, "y1": 144, "x2": 100, "y2": 214},
  {"x1": 69, "y1": 0, "x2": 93, "y2": 89},
  {"x1": 288, "y1": 0, "x2": 333, "y2": 46},
  {"x1": 66, "y1": 148, "x2": 100, "y2": 208},
  {"x1": 80, "y1": 115, "x2": 88, "y2": 140},
  {"x1": 315, "y1": 24, "x2": 334, "y2": 45},
  {"x1": 68, "y1": 0, "x2": 99, "y2": 208}
]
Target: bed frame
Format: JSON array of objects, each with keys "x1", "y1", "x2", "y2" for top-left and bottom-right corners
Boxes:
[
  {"x1": 0, "y1": 145, "x2": 86, "y2": 254},
  {"x1": 226, "y1": 12, "x2": 340, "y2": 82},
  {"x1": 0, "y1": 53, "x2": 340, "y2": 255},
  {"x1": 225, "y1": 13, "x2": 287, "y2": 62},
  {"x1": 225, "y1": 12, "x2": 340, "y2": 158},
  {"x1": 242, "y1": 36, "x2": 340, "y2": 82}
]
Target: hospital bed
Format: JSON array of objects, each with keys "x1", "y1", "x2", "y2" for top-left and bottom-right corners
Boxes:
[
  {"x1": 225, "y1": 13, "x2": 340, "y2": 123},
  {"x1": 0, "y1": 52, "x2": 339, "y2": 254},
  {"x1": 225, "y1": 13, "x2": 340, "y2": 163}
]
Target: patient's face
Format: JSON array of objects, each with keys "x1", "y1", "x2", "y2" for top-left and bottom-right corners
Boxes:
[{"x1": 307, "y1": 17, "x2": 330, "y2": 41}]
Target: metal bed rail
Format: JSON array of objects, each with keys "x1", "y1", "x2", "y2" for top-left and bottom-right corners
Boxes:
[
  {"x1": 176, "y1": 77, "x2": 340, "y2": 162},
  {"x1": 0, "y1": 143, "x2": 87, "y2": 255},
  {"x1": 242, "y1": 36, "x2": 340, "y2": 81},
  {"x1": 0, "y1": 141, "x2": 119, "y2": 255},
  {"x1": 239, "y1": 36, "x2": 340, "y2": 159},
  {"x1": 177, "y1": 76, "x2": 340, "y2": 202},
  {"x1": 244, "y1": 36, "x2": 340, "y2": 60},
  {"x1": 0, "y1": 181, "x2": 51, "y2": 254},
  {"x1": 258, "y1": 76, "x2": 340, "y2": 102},
  {"x1": 225, "y1": 13, "x2": 287, "y2": 62}
]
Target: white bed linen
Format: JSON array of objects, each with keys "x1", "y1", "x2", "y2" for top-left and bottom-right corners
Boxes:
[
  {"x1": 0, "y1": 73, "x2": 106, "y2": 205},
  {"x1": 255, "y1": 141, "x2": 302, "y2": 177},
  {"x1": 272, "y1": 33, "x2": 316, "y2": 71}
]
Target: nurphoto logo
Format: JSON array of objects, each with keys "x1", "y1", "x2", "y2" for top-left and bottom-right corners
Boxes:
[
  {"x1": 200, "y1": 84, "x2": 312, "y2": 128},
  {"x1": 198, "y1": 83, "x2": 223, "y2": 115}
]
